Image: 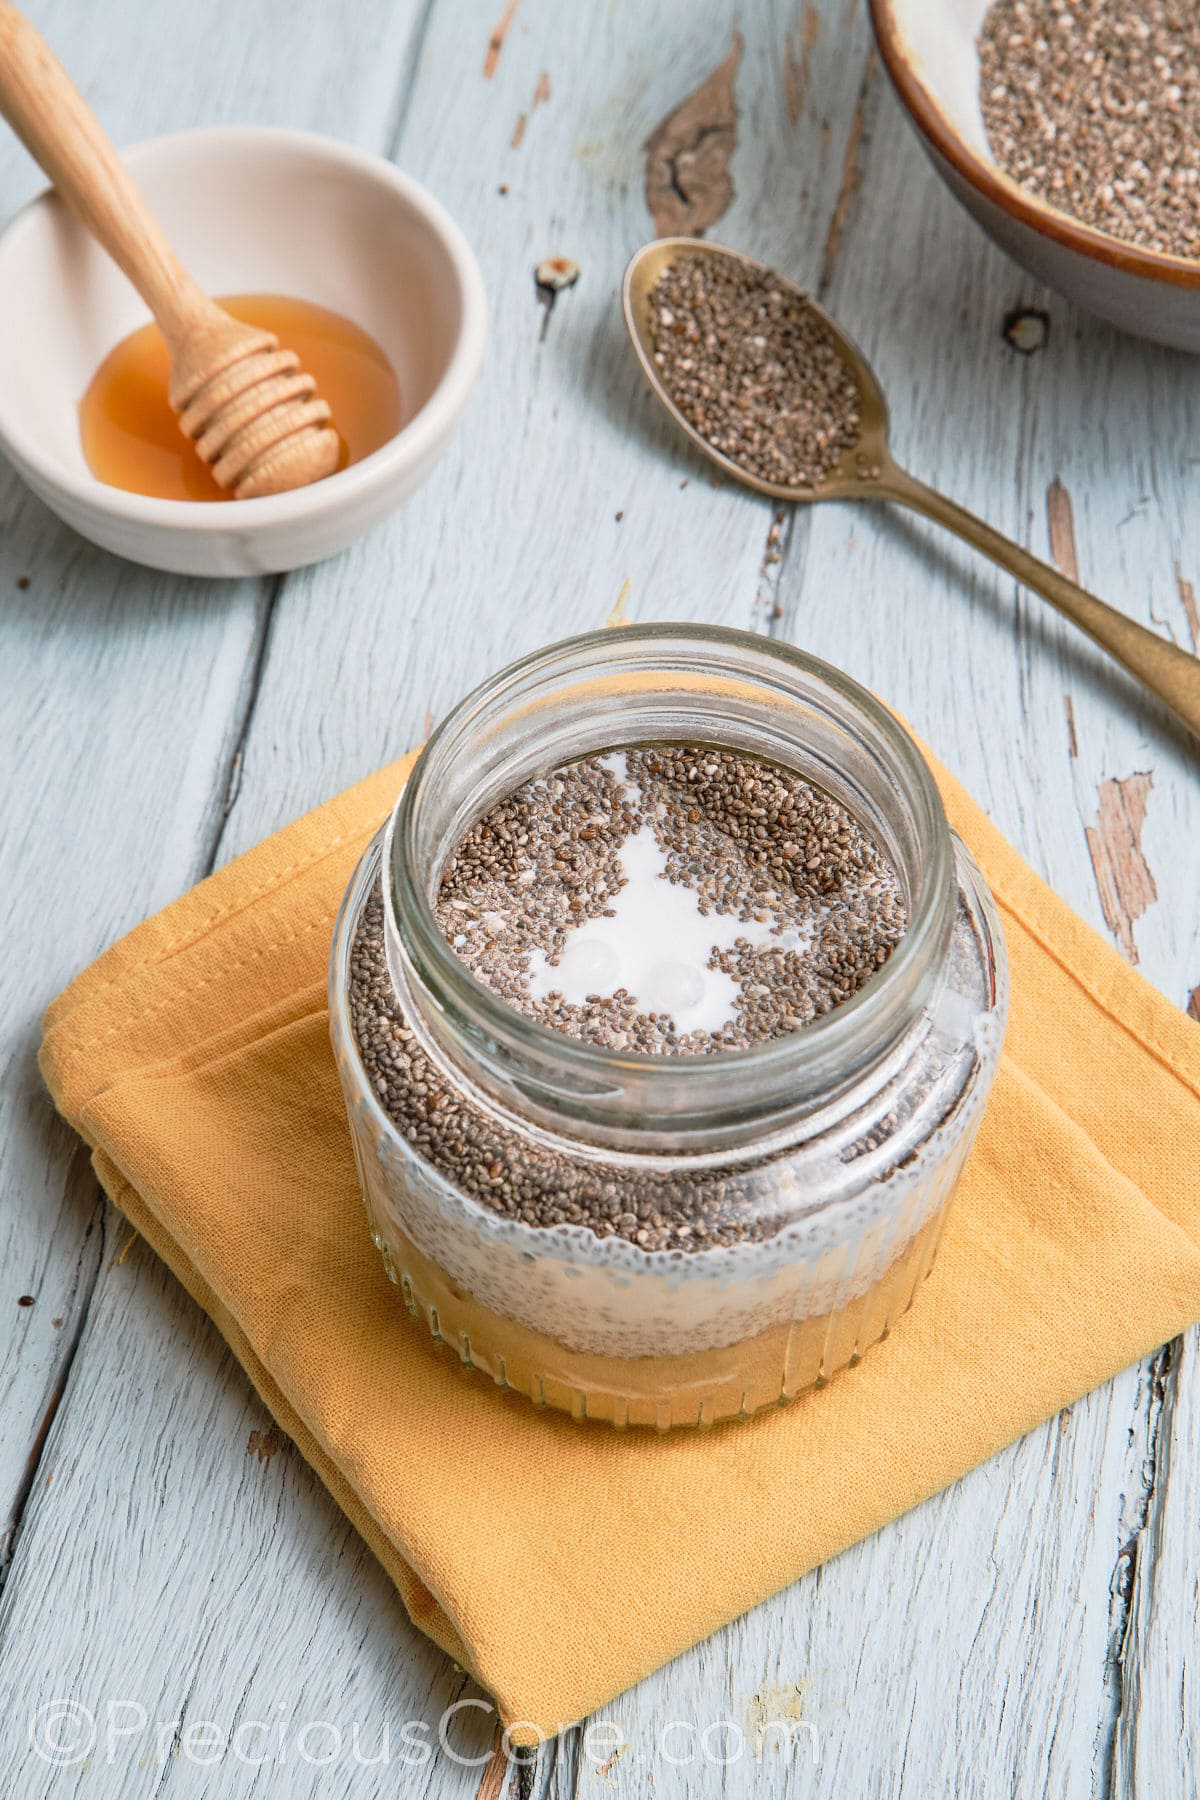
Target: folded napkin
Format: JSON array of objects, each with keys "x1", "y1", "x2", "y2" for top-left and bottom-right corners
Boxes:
[{"x1": 40, "y1": 739, "x2": 1200, "y2": 1740}]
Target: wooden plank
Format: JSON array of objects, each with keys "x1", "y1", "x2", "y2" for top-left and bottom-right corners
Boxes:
[
  {"x1": 1114, "y1": 1336, "x2": 1200, "y2": 1794},
  {"x1": 0, "y1": 288, "x2": 265, "y2": 1578},
  {"x1": 0, "y1": 0, "x2": 434, "y2": 1546}
]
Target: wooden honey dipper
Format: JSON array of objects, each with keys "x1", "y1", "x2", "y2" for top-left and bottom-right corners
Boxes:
[{"x1": 0, "y1": 2, "x2": 340, "y2": 499}]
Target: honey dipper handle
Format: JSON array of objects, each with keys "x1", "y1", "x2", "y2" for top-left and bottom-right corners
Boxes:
[{"x1": 0, "y1": 1, "x2": 206, "y2": 335}]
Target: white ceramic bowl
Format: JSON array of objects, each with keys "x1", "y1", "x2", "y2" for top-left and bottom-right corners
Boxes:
[
  {"x1": 0, "y1": 126, "x2": 486, "y2": 575},
  {"x1": 871, "y1": 0, "x2": 1200, "y2": 352}
]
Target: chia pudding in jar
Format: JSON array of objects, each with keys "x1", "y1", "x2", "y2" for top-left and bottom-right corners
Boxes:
[{"x1": 329, "y1": 626, "x2": 1007, "y2": 1429}]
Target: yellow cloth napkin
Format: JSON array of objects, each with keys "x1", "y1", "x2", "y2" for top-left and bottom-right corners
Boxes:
[{"x1": 39, "y1": 744, "x2": 1200, "y2": 1741}]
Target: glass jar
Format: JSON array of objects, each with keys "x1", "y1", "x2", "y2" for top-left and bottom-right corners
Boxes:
[{"x1": 329, "y1": 625, "x2": 1007, "y2": 1429}]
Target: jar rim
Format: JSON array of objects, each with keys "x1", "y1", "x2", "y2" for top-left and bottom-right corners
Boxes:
[{"x1": 386, "y1": 624, "x2": 956, "y2": 1144}]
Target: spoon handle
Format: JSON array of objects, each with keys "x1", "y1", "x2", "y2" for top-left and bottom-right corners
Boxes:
[
  {"x1": 0, "y1": 2, "x2": 206, "y2": 335},
  {"x1": 885, "y1": 463, "x2": 1200, "y2": 745}
]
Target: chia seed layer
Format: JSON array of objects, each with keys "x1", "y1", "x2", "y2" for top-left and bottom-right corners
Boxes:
[
  {"x1": 435, "y1": 747, "x2": 906, "y2": 1056},
  {"x1": 351, "y1": 882, "x2": 800, "y2": 1252}
]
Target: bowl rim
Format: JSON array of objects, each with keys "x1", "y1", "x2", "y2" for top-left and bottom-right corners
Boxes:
[
  {"x1": 0, "y1": 123, "x2": 488, "y2": 532},
  {"x1": 869, "y1": 0, "x2": 1200, "y2": 293}
]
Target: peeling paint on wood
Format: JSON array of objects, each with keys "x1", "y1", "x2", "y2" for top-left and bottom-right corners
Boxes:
[
  {"x1": 1187, "y1": 987, "x2": 1200, "y2": 1023},
  {"x1": 1083, "y1": 773, "x2": 1158, "y2": 964},
  {"x1": 1047, "y1": 476, "x2": 1079, "y2": 583},
  {"x1": 1176, "y1": 565, "x2": 1199, "y2": 651},
  {"x1": 511, "y1": 71, "x2": 550, "y2": 149},
  {"x1": 484, "y1": 0, "x2": 519, "y2": 79},
  {"x1": 1065, "y1": 694, "x2": 1078, "y2": 757},
  {"x1": 247, "y1": 1427, "x2": 282, "y2": 1464},
  {"x1": 741, "y1": 1679, "x2": 809, "y2": 1756},
  {"x1": 471, "y1": 1737, "x2": 508, "y2": 1800},
  {"x1": 643, "y1": 33, "x2": 742, "y2": 237},
  {"x1": 596, "y1": 1741, "x2": 629, "y2": 1777},
  {"x1": 606, "y1": 577, "x2": 633, "y2": 629},
  {"x1": 783, "y1": 2, "x2": 821, "y2": 124},
  {"x1": 1100, "y1": 1341, "x2": 1180, "y2": 1799},
  {"x1": 820, "y1": 55, "x2": 873, "y2": 288}
]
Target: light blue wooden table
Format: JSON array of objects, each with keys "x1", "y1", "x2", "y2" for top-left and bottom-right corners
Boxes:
[{"x1": 1, "y1": 2, "x2": 1197, "y2": 1794}]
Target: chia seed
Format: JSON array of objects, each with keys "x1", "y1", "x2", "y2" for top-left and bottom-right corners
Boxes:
[
  {"x1": 350, "y1": 883, "x2": 807, "y2": 1251},
  {"x1": 979, "y1": 0, "x2": 1200, "y2": 262},
  {"x1": 435, "y1": 747, "x2": 906, "y2": 1055},
  {"x1": 647, "y1": 254, "x2": 862, "y2": 490}
]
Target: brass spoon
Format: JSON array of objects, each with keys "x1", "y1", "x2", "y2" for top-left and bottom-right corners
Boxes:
[{"x1": 623, "y1": 238, "x2": 1200, "y2": 745}]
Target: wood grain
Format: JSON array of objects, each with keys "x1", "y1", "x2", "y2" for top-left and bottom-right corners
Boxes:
[
  {"x1": 643, "y1": 31, "x2": 742, "y2": 238},
  {"x1": 0, "y1": 0, "x2": 1197, "y2": 1794},
  {"x1": 782, "y1": 1, "x2": 821, "y2": 126},
  {"x1": 1084, "y1": 772, "x2": 1159, "y2": 965}
]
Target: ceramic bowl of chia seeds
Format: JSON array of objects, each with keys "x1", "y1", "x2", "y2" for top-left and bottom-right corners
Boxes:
[
  {"x1": 329, "y1": 626, "x2": 1008, "y2": 1430},
  {"x1": 871, "y1": 0, "x2": 1200, "y2": 352}
]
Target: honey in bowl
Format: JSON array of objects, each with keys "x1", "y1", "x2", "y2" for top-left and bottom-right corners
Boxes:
[{"x1": 79, "y1": 295, "x2": 402, "y2": 501}]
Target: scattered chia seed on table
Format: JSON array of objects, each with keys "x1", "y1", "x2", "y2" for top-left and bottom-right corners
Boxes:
[
  {"x1": 647, "y1": 254, "x2": 862, "y2": 490},
  {"x1": 347, "y1": 748, "x2": 912, "y2": 1251},
  {"x1": 979, "y1": 0, "x2": 1200, "y2": 262}
]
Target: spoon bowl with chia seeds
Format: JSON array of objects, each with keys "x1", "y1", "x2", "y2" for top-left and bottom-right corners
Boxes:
[{"x1": 623, "y1": 237, "x2": 1200, "y2": 746}]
